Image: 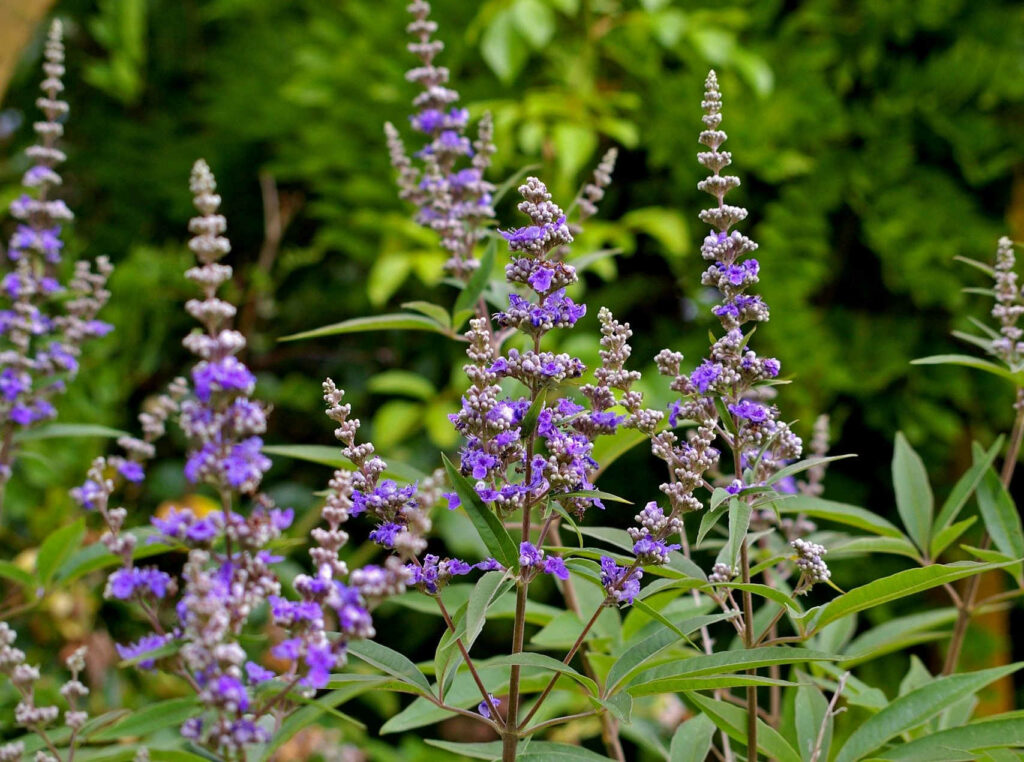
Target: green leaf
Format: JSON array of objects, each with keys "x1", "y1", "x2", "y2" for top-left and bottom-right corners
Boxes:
[
  {"x1": 260, "y1": 444, "x2": 426, "y2": 483},
  {"x1": 893, "y1": 432, "x2": 934, "y2": 552},
  {"x1": 592, "y1": 428, "x2": 650, "y2": 477},
  {"x1": 974, "y1": 460, "x2": 1024, "y2": 559},
  {"x1": 630, "y1": 598, "x2": 699, "y2": 649},
  {"x1": 466, "y1": 571, "x2": 513, "y2": 647},
  {"x1": 721, "y1": 498, "x2": 751, "y2": 571},
  {"x1": 911, "y1": 355, "x2": 1024, "y2": 385},
  {"x1": 670, "y1": 714, "x2": 716, "y2": 762},
  {"x1": 423, "y1": 740, "x2": 505, "y2": 759},
  {"x1": 13, "y1": 423, "x2": 129, "y2": 442},
  {"x1": 519, "y1": 742, "x2": 614, "y2": 761},
  {"x1": 605, "y1": 613, "x2": 736, "y2": 693},
  {"x1": 721, "y1": 582, "x2": 803, "y2": 612},
  {"x1": 930, "y1": 517, "x2": 978, "y2": 561},
  {"x1": 454, "y1": 239, "x2": 496, "y2": 315},
  {"x1": 481, "y1": 9, "x2": 529, "y2": 83},
  {"x1": 367, "y1": 369, "x2": 437, "y2": 401},
  {"x1": 795, "y1": 682, "x2": 830, "y2": 762},
  {"x1": 802, "y1": 561, "x2": 1012, "y2": 633},
  {"x1": 834, "y1": 664, "x2": 1024, "y2": 762},
  {"x1": 556, "y1": 488, "x2": 632, "y2": 505},
  {"x1": 402, "y1": 300, "x2": 451, "y2": 329},
  {"x1": 629, "y1": 647, "x2": 837, "y2": 690},
  {"x1": 685, "y1": 691, "x2": 802, "y2": 762},
  {"x1": 512, "y1": 0, "x2": 556, "y2": 49},
  {"x1": 88, "y1": 697, "x2": 199, "y2": 741},
  {"x1": 776, "y1": 496, "x2": 904, "y2": 538},
  {"x1": 485, "y1": 652, "x2": 597, "y2": 695},
  {"x1": 872, "y1": 716, "x2": 1024, "y2": 761},
  {"x1": 933, "y1": 436, "x2": 1003, "y2": 547},
  {"x1": 696, "y1": 501, "x2": 729, "y2": 546},
  {"x1": 442, "y1": 454, "x2": 518, "y2": 569},
  {"x1": 346, "y1": 639, "x2": 432, "y2": 695},
  {"x1": 842, "y1": 607, "x2": 959, "y2": 666},
  {"x1": 280, "y1": 313, "x2": 449, "y2": 342},
  {"x1": 0, "y1": 560, "x2": 35, "y2": 588},
  {"x1": 766, "y1": 454, "x2": 856, "y2": 487},
  {"x1": 629, "y1": 673, "x2": 792, "y2": 697},
  {"x1": 36, "y1": 518, "x2": 85, "y2": 585}
]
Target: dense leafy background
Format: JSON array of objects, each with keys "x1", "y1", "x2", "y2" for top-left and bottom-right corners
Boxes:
[{"x1": 1, "y1": 0, "x2": 1022, "y2": 758}]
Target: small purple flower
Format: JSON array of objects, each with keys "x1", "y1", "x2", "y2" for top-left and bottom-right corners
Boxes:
[
  {"x1": 192, "y1": 356, "x2": 256, "y2": 402},
  {"x1": 519, "y1": 541, "x2": 543, "y2": 569},
  {"x1": 478, "y1": 693, "x2": 501, "y2": 720},
  {"x1": 245, "y1": 661, "x2": 275, "y2": 684},
  {"x1": 368, "y1": 522, "x2": 403, "y2": 548},
  {"x1": 600, "y1": 556, "x2": 641, "y2": 605},
  {"x1": 542, "y1": 556, "x2": 569, "y2": 580},
  {"x1": 528, "y1": 266, "x2": 554, "y2": 292},
  {"x1": 691, "y1": 360, "x2": 722, "y2": 393},
  {"x1": 115, "y1": 633, "x2": 170, "y2": 670},
  {"x1": 728, "y1": 400, "x2": 768, "y2": 423},
  {"x1": 118, "y1": 461, "x2": 145, "y2": 482}
]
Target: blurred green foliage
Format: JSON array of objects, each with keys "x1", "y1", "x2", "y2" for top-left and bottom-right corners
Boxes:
[{"x1": 1, "y1": 0, "x2": 1023, "y2": 757}]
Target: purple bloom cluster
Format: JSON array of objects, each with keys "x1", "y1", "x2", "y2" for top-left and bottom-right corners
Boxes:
[
  {"x1": 518, "y1": 541, "x2": 569, "y2": 581},
  {"x1": 600, "y1": 556, "x2": 642, "y2": 606},
  {"x1": 636, "y1": 71, "x2": 802, "y2": 560},
  {"x1": 384, "y1": 1, "x2": 495, "y2": 276},
  {"x1": 0, "y1": 21, "x2": 112, "y2": 486}
]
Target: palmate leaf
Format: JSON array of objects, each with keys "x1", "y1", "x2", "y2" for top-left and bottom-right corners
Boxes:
[{"x1": 834, "y1": 663, "x2": 1024, "y2": 762}]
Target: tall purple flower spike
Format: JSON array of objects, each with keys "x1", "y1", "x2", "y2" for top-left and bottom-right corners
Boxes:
[{"x1": 0, "y1": 20, "x2": 112, "y2": 493}]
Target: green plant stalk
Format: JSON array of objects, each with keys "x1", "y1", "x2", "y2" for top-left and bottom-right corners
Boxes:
[
  {"x1": 741, "y1": 539, "x2": 758, "y2": 760},
  {"x1": 943, "y1": 390, "x2": 1024, "y2": 675},
  {"x1": 550, "y1": 521, "x2": 627, "y2": 762},
  {"x1": 503, "y1": 568, "x2": 529, "y2": 761}
]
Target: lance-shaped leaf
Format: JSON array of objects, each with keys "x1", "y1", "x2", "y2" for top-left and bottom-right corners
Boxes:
[
  {"x1": 834, "y1": 663, "x2": 1023, "y2": 762},
  {"x1": 911, "y1": 354, "x2": 1024, "y2": 385},
  {"x1": 873, "y1": 716, "x2": 1024, "y2": 761},
  {"x1": 892, "y1": 432, "x2": 934, "y2": 552},
  {"x1": 442, "y1": 454, "x2": 519, "y2": 569},
  {"x1": 346, "y1": 640, "x2": 432, "y2": 696},
  {"x1": 973, "y1": 454, "x2": 1024, "y2": 560},
  {"x1": 684, "y1": 691, "x2": 801, "y2": 762},
  {"x1": 628, "y1": 647, "x2": 837, "y2": 691},
  {"x1": 280, "y1": 312, "x2": 450, "y2": 342},
  {"x1": 801, "y1": 560, "x2": 1016, "y2": 634},
  {"x1": 454, "y1": 239, "x2": 496, "y2": 314}
]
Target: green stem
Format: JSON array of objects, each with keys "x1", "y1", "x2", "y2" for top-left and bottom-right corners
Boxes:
[
  {"x1": 741, "y1": 540, "x2": 757, "y2": 760},
  {"x1": 943, "y1": 391, "x2": 1024, "y2": 675}
]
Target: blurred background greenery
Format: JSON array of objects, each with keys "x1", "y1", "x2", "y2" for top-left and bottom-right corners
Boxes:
[{"x1": 1, "y1": 0, "x2": 1023, "y2": 758}]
